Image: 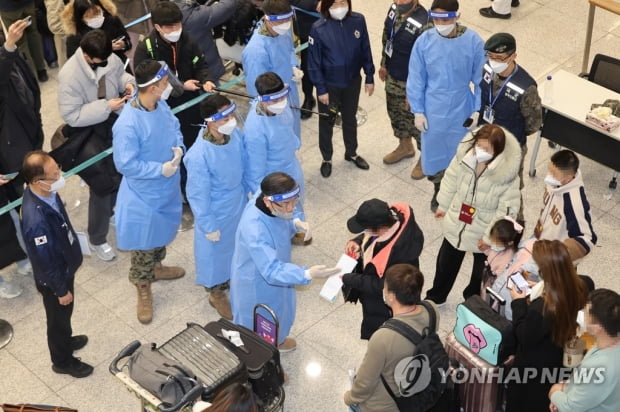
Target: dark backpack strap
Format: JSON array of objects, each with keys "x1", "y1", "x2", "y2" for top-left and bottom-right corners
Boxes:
[
  {"x1": 419, "y1": 300, "x2": 438, "y2": 333},
  {"x1": 381, "y1": 318, "x2": 424, "y2": 346},
  {"x1": 381, "y1": 373, "x2": 404, "y2": 411}
]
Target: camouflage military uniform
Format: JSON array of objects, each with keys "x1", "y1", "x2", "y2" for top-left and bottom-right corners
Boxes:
[
  {"x1": 129, "y1": 247, "x2": 166, "y2": 283},
  {"x1": 385, "y1": 75, "x2": 420, "y2": 146}
]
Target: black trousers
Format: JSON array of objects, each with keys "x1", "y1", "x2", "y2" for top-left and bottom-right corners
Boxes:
[
  {"x1": 426, "y1": 238, "x2": 486, "y2": 304},
  {"x1": 36, "y1": 277, "x2": 74, "y2": 368},
  {"x1": 299, "y1": 48, "x2": 314, "y2": 99},
  {"x1": 317, "y1": 76, "x2": 362, "y2": 161},
  {"x1": 88, "y1": 188, "x2": 116, "y2": 245}
]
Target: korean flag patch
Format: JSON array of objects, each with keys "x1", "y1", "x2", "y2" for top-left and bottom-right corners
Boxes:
[
  {"x1": 308, "y1": 36, "x2": 314, "y2": 45},
  {"x1": 483, "y1": 71, "x2": 492, "y2": 83},
  {"x1": 34, "y1": 235, "x2": 48, "y2": 246}
]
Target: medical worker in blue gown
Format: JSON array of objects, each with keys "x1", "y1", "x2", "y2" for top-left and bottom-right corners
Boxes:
[
  {"x1": 113, "y1": 60, "x2": 186, "y2": 325},
  {"x1": 230, "y1": 172, "x2": 339, "y2": 352},
  {"x1": 183, "y1": 94, "x2": 246, "y2": 320},
  {"x1": 241, "y1": 0, "x2": 301, "y2": 138},
  {"x1": 406, "y1": 0, "x2": 486, "y2": 212},
  {"x1": 244, "y1": 72, "x2": 311, "y2": 245}
]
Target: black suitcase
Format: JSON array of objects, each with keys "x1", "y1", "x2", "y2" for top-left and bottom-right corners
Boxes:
[
  {"x1": 157, "y1": 323, "x2": 249, "y2": 401},
  {"x1": 204, "y1": 307, "x2": 285, "y2": 412}
]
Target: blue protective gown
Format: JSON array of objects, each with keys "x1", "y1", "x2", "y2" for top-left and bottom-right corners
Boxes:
[
  {"x1": 243, "y1": 100, "x2": 305, "y2": 219},
  {"x1": 406, "y1": 26, "x2": 486, "y2": 176},
  {"x1": 241, "y1": 22, "x2": 301, "y2": 138},
  {"x1": 230, "y1": 198, "x2": 310, "y2": 344},
  {"x1": 112, "y1": 100, "x2": 184, "y2": 250},
  {"x1": 183, "y1": 128, "x2": 246, "y2": 288}
]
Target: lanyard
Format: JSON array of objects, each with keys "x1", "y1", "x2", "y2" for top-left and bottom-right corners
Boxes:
[{"x1": 488, "y1": 65, "x2": 518, "y2": 108}]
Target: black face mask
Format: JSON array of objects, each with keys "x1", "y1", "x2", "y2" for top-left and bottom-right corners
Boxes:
[
  {"x1": 396, "y1": 1, "x2": 414, "y2": 13},
  {"x1": 89, "y1": 59, "x2": 108, "y2": 71}
]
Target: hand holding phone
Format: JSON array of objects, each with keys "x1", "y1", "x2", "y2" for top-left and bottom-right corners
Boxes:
[{"x1": 508, "y1": 272, "x2": 530, "y2": 295}]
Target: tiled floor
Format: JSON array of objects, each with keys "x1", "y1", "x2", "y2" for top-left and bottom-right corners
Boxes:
[{"x1": 2, "y1": 1, "x2": 620, "y2": 410}]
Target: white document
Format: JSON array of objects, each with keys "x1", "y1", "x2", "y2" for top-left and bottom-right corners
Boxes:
[
  {"x1": 319, "y1": 254, "x2": 358, "y2": 303},
  {"x1": 76, "y1": 232, "x2": 91, "y2": 256}
]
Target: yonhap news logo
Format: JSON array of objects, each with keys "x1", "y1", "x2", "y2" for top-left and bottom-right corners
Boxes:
[
  {"x1": 438, "y1": 366, "x2": 607, "y2": 385},
  {"x1": 394, "y1": 354, "x2": 432, "y2": 396}
]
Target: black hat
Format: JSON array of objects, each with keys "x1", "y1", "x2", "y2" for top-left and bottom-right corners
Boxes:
[
  {"x1": 347, "y1": 199, "x2": 394, "y2": 233},
  {"x1": 484, "y1": 33, "x2": 516, "y2": 54}
]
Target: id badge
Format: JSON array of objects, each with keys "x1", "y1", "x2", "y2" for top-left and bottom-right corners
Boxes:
[
  {"x1": 534, "y1": 219, "x2": 543, "y2": 238},
  {"x1": 459, "y1": 203, "x2": 476, "y2": 224},
  {"x1": 483, "y1": 105, "x2": 495, "y2": 123},
  {"x1": 67, "y1": 230, "x2": 74, "y2": 245},
  {"x1": 384, "y1": 40, "x2": 393, "y2": 58}
]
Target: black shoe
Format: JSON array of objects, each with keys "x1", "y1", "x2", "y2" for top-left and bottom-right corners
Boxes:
[
  {"x1": 479, "y1": 6, "x2": 511, "y2": 19},
  {"x1": 511, "y1": 0, "x2": 520, "y2": 6},
  {"x1": 320, "y1": 161, "x2": 332, "y2": 178},
  {"x1": 345, "y1": 155, "x2": 369, "y2": 170},
  {"x1": 37, "y1": 70, "x2": 49, "y2": 82},
  {"x1": 52, "y1": 358, "x2": 93, "y2": 378},
  {"x1": 71, "y1": 335, "x2": 88, "y2": 351},
  {"x1": 301, "y1": 96, "x2": 316, "y2": 120},
  {"x1": 48, "y1": 61, "x2": 59, "y2": 69}
]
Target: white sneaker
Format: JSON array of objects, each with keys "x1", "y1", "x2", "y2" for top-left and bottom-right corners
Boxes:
[
  {"x1": 16, "y1": 261, "x2": 33, "y2": 276},
  {"x1": 0, "y1": 281, "x2": 23, "y2": 299},
  {"x1": 90, "y1": 242, "x2": 116, "y2": 261}
]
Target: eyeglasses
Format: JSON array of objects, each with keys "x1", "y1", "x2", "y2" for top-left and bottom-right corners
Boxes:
[{"x1": 486, "y1": 52, "x2": 514, "y2": 63}]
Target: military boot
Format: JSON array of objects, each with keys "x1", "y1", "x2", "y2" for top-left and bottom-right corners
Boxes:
[
  {"x1": 153, "y1": 262, "x2": 185, "y2": 281},
  {"x1": 208, "y1": 289, "x2": 233, "y2": 320},
  {"x1": 136, "y1": 281, "x2": 153, "y2": 324},
  {"x1": 411, "y1": 157, "x2": 425, "y2": 180},
  {"x1": 383, "y1": 137, "x2": 415, "y2": 165}
]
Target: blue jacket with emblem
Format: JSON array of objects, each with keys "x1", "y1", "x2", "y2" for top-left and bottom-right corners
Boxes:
[
  {"x1": 20, "y1": 187, "x2": 82, "y2": 297},
  {"x1": 308, "y1": 12, "x2": 375, "y2": 95}
]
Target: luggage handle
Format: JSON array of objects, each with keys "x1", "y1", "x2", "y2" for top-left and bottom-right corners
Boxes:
[
  {"x1": 253, "y1": 304, "x2": 279, "y2": 347},
  {"x1": 109, "y1": 340, "x2": 141, "y2": 375}
]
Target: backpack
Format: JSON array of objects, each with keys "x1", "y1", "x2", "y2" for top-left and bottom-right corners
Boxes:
[
  {"x1": 128, "y1": 343, "x2": 202, "y2": 409},
  {"x1": 379, "y1": 301, "x2": 450, "y2": 412}
]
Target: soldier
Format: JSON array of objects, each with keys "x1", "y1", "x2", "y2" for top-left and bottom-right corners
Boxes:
[
  {"x1": 478, "y1": 32, "x2": 542, "y2": 220},
  {"x1": 379, "y1": 0, "x2": 428, "y2": 181}
]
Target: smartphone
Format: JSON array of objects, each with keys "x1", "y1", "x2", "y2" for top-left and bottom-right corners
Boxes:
[
  {"x1": 486, "y1": 287, "x2": 506, "y2": 316},
  {"x1": 462, "y1": 117, "x2": 473, "y2": 128},
  {"x1": 1, "y1": 172, "x2": 18, "y2": 180},
  {"x1": 508, "y1": 272, "x2": 530, "y2": 294},
  {"x1": 23, "y1": 16, "x2": 32, "y2": 26}
]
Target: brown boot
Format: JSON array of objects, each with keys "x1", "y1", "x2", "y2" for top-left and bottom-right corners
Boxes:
[
  {"x1": 153, "y1": 262, "x2": 185, "y2": 281},
  {"x1": 208, "y1": 289, "x2": 233, "y2": 320},
  {"x1": 135, "y1": 281, "x2": 153, "y2": 324},
  {"x1": 410, "y1": 157, "x2": 425, "y2": 180},
  {"x1": 383, "y1": 137, "x2": 415, "y2": 165}
]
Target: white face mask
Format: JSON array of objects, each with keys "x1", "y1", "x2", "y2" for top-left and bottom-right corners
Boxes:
[
  {"x1": 544, "y1": 174, "x2": 562, "y2": 187},
  {"x1": 272, "y1": 21, "x2": 291, "y2": 35},
  {"x1": 382, "y1": 291, "x2": 388, "y2": 305},
  {"x1": 489, "y1": 60, "x2": 509, "y2": 74},
  {"x1": 272, "y1": 209, "x2": 293, "y2": 220},
  {"x1": 435, "y1": 23, "x2": 455, "y2": 37},
  {"x1": 268, "y1": 98, "x2": 288, "y2": 115},
  {"x1": 474, "y1": 146, "x2": 493, "y2": 163},
  {"x1": 40, "y1": 175, "x2": 66, "y2": 192},
  {"x1": 490, "y1": 244, "x2": 506, "y2": 253},
  {"x1": 159, "y1": 83, "x2": 173, "y2": 100},
  {"x1": 163, "y1": 28, "x2": 182, "y2": 43},
  {"x1": 85, "y1": 14, "x2": 104, "y2": 29},
  {"x1": 217, "y1": 118, "x2": 237, "y2": 135},
  {"x1": 329, "y1": 6, "x2": 349, "y2": 20}
]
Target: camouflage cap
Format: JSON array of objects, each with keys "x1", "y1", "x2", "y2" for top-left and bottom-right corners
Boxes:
[{"x1": 484, "y1": 33, "x2": 516, "y2": 54}]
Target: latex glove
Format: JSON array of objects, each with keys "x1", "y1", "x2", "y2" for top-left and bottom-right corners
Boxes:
[
  {"x1": 171, "y1": 146, "x2": 183, "y2": 167},
  {"x1": 161, "y1": 161, "x2": 178, "y2": 177},
  {"x1": 293, "y1": 218, "x2": 312, "y2": 241},
  {"x1": 292, "y1": 66, "x2": 304, "y2": 83},
  {"x1": 414, "y1": 113, "x2": 428, "y2": 132},
  {"x1": 247, "y1": 191, "x2": 253, "y2": 200},
  {"x1": 305, "y1": 265, "x2": 341, "y2": 279},
  {"x1": 467, "y1": 112, "x2": 480, "y2": 130},
  {"x1": 205, "y1": 230, "x2": 221, "y2": 242}
]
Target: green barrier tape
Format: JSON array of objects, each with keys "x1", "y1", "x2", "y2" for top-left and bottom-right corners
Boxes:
[{"x1": 0, "y1": 74, "x2": 247, "y2": 216}]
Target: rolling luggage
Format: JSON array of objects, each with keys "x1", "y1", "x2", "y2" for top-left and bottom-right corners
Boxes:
[
  {"x1": 445, "y1": 332, "x2": 510, "y2": 412},
  {"x1": 204, "y1": 305, "x2": 285, "y2": 412}
]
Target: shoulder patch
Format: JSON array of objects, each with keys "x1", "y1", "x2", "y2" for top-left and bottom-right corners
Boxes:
[{"x1": 34, "y1": 235, "x2": 47, "y2": 246}]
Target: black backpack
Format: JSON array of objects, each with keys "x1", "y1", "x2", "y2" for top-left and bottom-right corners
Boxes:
[{"x1": 379, "y1": 301, "x2": 451, "y2": 412}]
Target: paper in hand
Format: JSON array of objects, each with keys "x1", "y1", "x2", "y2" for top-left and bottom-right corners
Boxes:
[{"x1": 319, "y1": 254, "x2": 358, "y2": 303}]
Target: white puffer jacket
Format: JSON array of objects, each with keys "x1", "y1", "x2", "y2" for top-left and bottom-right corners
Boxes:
[{"x1": 437, "y1": 127, "x2": 521, "y2": 253}]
